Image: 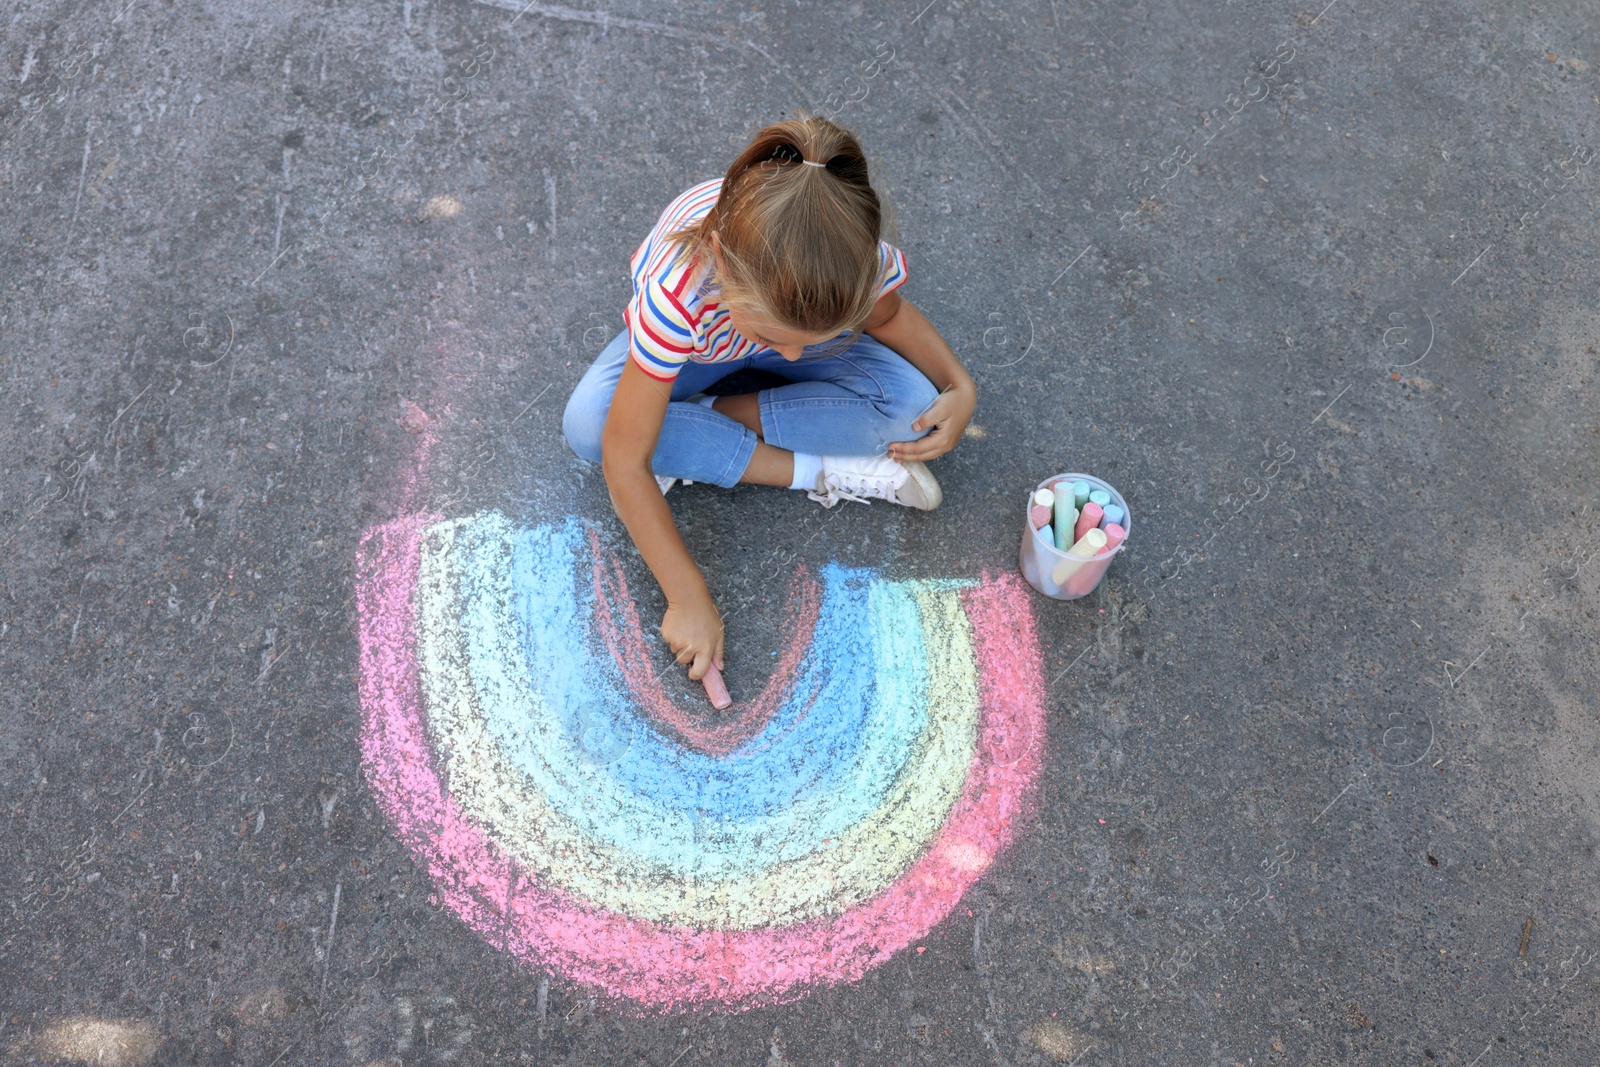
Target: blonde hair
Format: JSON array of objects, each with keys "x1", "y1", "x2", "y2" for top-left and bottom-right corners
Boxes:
[{"x1": 666, "y1": 115, "x2": 885, "y2": 335}]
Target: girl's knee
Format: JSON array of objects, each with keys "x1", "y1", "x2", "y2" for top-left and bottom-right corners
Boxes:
[
  {"x1": 886, "y1": 375, "x2": 940, "y2": 437},
  {"x1": 562, "y1": 394, "x2": 606, "y2": 464}
]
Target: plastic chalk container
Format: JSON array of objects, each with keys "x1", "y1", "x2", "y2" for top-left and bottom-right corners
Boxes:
[{"x1": 1019, "y1": 473, "x2": 1131, "y2": 600}]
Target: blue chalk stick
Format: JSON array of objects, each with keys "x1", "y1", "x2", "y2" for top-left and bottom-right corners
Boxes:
[
  {"x1": 1101, "y1": 503, "x2": 1125, "y2": 529},
  {"x1": 1088, "y1": 489, "x2": 1111, "y2": 508}
]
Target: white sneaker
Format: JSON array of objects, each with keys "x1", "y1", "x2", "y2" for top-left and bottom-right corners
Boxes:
[
  {"x1": 656, "y1": 475, "x2": 694, "y2": 495},
  {"x1": 808, "y1": 454, "x2": 942, "y2": 510}
]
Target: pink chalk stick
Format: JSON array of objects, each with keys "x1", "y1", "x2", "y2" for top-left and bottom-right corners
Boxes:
[
  {"x1": 1100, "y1": 523, "x2": 1126, "y2": 554},
  {"x1": 1074, "y1": 502, "x2": 1103, "y2": 543},
  {"x1": 700, "y1": 664, "x2": 732, "y2": 710},
  {"x1": 1030, "y1": 504, "x2": 1052, "y2": 529}
]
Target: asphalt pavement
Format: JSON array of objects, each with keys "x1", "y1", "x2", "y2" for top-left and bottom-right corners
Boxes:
[{"x1": 3, "y1": 0, "x2": 1599, "y2": 1063}]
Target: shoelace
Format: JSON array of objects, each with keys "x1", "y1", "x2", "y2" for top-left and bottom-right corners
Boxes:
[
  {"x1": 807, "y1": 469, "x2": 899, "y2": 508},
  {"x1": 807, "y1": 483, "x2": 867, "y2": 507}
]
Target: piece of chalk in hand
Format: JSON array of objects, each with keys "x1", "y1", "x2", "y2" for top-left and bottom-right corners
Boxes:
[{"x1": 701, "y1": 664, "x2": 732, "y2": 710}]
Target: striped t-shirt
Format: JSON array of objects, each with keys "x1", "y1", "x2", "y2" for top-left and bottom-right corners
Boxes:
[{"x1": 622, "y1": 178, "x2": 909, "y2": 382}]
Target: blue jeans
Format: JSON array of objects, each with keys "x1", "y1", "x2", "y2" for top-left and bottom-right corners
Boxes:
[{"x1": 562, "y1": 330, "x2": 940, "y2": 487}]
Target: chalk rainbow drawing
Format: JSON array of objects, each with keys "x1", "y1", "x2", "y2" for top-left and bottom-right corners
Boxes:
[{"x1": 355, "y1": 508, "x2": 1047, "y2": 1011}]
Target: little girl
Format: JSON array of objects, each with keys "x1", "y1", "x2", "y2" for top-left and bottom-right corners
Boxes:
[{"x1": 562, "y1": 115, "x2": 977, "y2": 688}]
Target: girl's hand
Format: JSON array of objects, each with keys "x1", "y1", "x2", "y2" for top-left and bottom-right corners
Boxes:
[
  {"x1": 661, "y1": 595, "x2": 725, "y2": 683},
  {"x1": 889, "y1": 381, "x2": 976, "y2": 464}
]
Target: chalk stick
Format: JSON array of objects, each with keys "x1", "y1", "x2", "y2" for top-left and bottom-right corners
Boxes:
[
  {"x1": 1051, "y1": 528, "x2": 1108, "y2": 585},
  {"x1": 1101, "y1": 503, "x2": 1125, "y2": 529},
  {"x1": 1068, "y1": 527, "x2": 1108, "y2": 558},
  {"x1": 1031, "y1": 504, "x2": 1052, "y2": 529},
  {"x1": 1101, "y1": 523, "x2": 1126, "y2": 553},
  {"x1": 1033, "y1": 487, "x2": 1055, "y2": 509},
  {"x1": 1088, "y1": 489, "x2": 1111, "y2": 508},
  {"x1": 1053, "y1": 493, "x2": 1078, "y2": 551},
  {"x1": 701, "y1": 664, "x2": 732, "y2": 710},
  {"x1": 1038, "y1": 523, "x2": 1053, "y2": 547},
  {"x1": 1074, "y1": 501, "x2": 1103, "y2": 542},
  {"x1": 1071, "y1": 481, "x2": 1092, "y2": 509},
  {"x1": 1055, "y1": 509, "x2": 1078, "y2": 551},
  {"x1": 1055, "y1": 509, "x2": 1077, "y2": 551}
]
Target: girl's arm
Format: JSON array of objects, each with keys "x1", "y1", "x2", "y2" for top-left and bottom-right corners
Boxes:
[
  {"x1": 602, "y1": 359, "x2": 725, "y2": 680},
  {"x1": 863, "y1": 292, "x2": 977, "y2": 463}
]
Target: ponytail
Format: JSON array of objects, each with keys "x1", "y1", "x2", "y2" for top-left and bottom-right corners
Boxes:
[{"x1": 667, "y1": 115, "x2": 886, "y2": 335}]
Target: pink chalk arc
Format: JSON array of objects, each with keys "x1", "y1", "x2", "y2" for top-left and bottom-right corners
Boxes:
[
  {"x1": 355, "y1": 513, "x2": 1048, "y2": 1012},
  {"x1": 588, "y1": 527, "x2": 822, "y2": 756}
]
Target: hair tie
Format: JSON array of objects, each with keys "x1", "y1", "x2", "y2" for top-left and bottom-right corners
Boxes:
[{"x1": 800, "y1": 160, "x2": 826, "y2": 168}]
